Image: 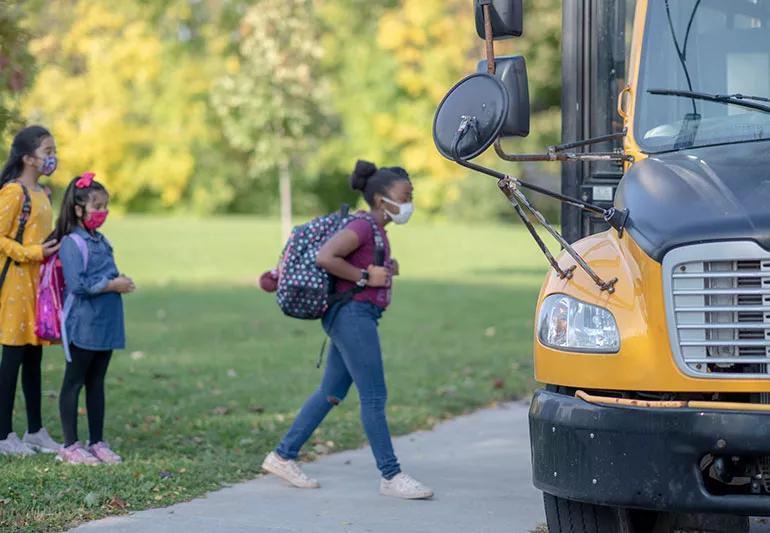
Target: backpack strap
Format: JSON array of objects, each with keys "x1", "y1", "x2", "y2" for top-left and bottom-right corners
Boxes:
[
  {"x1": 0, "y1": 182, "x2": 33, "y2": 292},
  {"x1": 356, "y1": 212, "x2": 385, "y2": 266},
  {"x1": 60, "y1": 233, "x2": 89, "y2": 363},
  {"x1": 66, "y1": 233, "x2": 90, "y2": 270}
]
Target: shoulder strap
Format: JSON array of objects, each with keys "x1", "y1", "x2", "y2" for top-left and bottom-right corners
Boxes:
[
  {"x1": 67, "y1": 233, "x2": 89, "y2": 270},
  {"x1": 13, "y1": 182, "x2": 32, "y2": 245},
  {"x1": 0, "y1": 183, "x2": 33, "y2": 291},
  {"x1": 356, "y1": 213, "x2": 385, "y2": 266}
]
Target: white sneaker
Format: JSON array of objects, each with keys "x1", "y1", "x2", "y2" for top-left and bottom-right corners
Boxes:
[
  {"x1": 23, "y1": 428, "x2": 62, "y2": 453},
  {"x1": 261, "y1": 451, "x2": 320, "y2": 488},
  {"x1": 0, "y1": 433, "x2": 36, "y2": 456},
  {"x1": 380, "y1": 472, "x2": 434, "y2": 500}
]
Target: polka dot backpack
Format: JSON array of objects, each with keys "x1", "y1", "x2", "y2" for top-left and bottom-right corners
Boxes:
[{"x1": 276, "y1": 205, "x2": 383, "y2": 320}]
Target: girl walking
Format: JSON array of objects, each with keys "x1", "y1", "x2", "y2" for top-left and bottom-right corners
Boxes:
[
  {"x1": 0, "y1": 125, "x2": 62, "y2": 456},
  {"x1": 54, "y1": 173, "x2": 135, "y2": 464},
  {"x1": 262, "y1": 160, "x2": 433, "y2": 500}
]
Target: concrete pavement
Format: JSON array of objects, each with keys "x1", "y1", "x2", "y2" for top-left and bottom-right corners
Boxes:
[
  {"x1": 68, "y1": 399, "x2": 770, "y2": 533},
  {"x1": 70, "y1": 402, "x2": 545, "y2": 533}
]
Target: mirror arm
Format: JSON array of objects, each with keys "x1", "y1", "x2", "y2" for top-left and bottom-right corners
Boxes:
[
  {"x1": 481, "y1": 1, "x2": 496, "y2": 74},
  {"x1": 498, "y1": 177, "x2": 618, "y2": 294},
  {"x1": 454, "y1": 154, "x2": 630, "y2": 239},
  {"x1": 551, "y1": 130, "x2": 627, "y2": 152},
  {"x1": 455, "y1": 157, "x2": 605, "y2": 214},
  {"x1": 494, "y1": 139, "x2": 632, "y2": 163},
  {"x1": 506, "y1": 193, "x2": 576, "y2": 281}
]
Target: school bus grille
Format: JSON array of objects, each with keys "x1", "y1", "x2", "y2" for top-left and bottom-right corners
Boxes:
[{"x1": 664, "y1": 242, "x2": 770, "y2": 378}]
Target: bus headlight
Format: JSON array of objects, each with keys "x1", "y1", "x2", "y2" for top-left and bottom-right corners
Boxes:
[{"x1": 538, "y1": 294, "x2": 620, "y2": 353}]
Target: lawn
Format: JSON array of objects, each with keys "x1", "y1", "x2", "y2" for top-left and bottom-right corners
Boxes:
[{"x1": 0, "y1": 216, "x2": 550, "y2": 532}]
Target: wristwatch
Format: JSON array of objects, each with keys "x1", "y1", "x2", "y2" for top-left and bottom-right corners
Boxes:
[{"x1": 356, "y1": 269, "x2": 370, "y2": 288}]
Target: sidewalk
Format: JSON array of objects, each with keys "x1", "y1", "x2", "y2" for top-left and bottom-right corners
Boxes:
[{"x1": 70, "y1": 402, "x2": 545, "y2": 533}]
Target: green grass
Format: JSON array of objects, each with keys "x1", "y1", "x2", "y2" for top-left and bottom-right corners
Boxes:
[{"x1": 0, "y1": 216, "x2": 550, "y2": 531}]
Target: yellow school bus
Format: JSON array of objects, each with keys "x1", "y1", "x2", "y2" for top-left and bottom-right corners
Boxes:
[{"x1": 434, "y1": 1, "x2": 770, "y2": 531}]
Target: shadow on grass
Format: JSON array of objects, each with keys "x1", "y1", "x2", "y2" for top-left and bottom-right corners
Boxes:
[{"x1": 2, "y1": 279, "x2": 541, "y2": 531}]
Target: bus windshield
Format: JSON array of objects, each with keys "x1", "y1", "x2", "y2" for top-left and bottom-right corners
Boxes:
[{"x1": 635, "y1": 0, "x2": 770, "y2": 152}]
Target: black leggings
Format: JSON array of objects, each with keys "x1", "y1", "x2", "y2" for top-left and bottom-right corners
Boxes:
[
  {"x1": 59, "y1": 345, "x2": 112, "y2": 447},
  {"x1": 0, "y1": 345, "x2": 43, "y2": 439}
]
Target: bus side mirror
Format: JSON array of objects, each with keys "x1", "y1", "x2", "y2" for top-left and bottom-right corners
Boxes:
[
  {"x1": 478, "y1": 56, "x2": 530, "y2": 137},
  {"x1": 475, "y1": 0, "x2": 523, "y2": 40},
  {"x1": 433, "y1": 73, "x2": 509, "y2": 161}
]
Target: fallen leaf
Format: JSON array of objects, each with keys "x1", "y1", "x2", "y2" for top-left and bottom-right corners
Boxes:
[
  {"x1": 313, "y1": 443, "x2": 330, "y2": 454},
  {"x1": 226, "y1": 369, "x2": 238, "y2": 378},
  {"x1": 130, "y1": 351, "x2": 145, "y2": 361},
  {"x1": 492, "y1": 378, "x2": 505, "y2": 389},
  {"x1": 211, "y1": 406, "x2": 230, "y2": 416},
  {"x1": 107, "y1": 496, "x2": 127, "y2": 510},
  {"x1": 248, "y1": 404, "x2": 265, "y2": 413}
]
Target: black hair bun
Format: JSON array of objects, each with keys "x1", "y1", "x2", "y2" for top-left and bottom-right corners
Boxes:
[{"x1": 350, "y1": 160, "x2": 377, "y2": 191}]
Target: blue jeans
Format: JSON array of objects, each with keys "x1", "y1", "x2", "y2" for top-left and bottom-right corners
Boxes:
[{"x1": 276, "y1": 301, "x2": 401, "y2": 479}]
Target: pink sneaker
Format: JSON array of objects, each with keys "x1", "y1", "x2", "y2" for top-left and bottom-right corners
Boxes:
[
  {"x1": 88, "y1": 442, "x2": 122, "y2": 464},
  {"x1": 57, "y1": 442, "x2": 99, "y2": 465}
]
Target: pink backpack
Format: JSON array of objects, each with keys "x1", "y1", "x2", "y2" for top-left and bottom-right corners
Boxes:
[{"x1": 34, "y1": 234, "x2": 88, "y2": 341}]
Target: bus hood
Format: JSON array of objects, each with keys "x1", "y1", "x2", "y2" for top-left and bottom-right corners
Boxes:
[{"x1": 615, "y1": 140, "x2": 770, "y2": 262}]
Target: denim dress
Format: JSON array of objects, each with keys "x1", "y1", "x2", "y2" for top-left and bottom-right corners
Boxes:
[{"x1": 59, "y1": 227, "x2": 125, "y2": 361}]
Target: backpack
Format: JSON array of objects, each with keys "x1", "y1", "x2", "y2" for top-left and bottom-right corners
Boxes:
[
  {"x1": 276, "y1": 205, "x2": 384, "y2": 320},
  {"x1": 34, "y1": 234, "x2": 89, "y2": 341}
]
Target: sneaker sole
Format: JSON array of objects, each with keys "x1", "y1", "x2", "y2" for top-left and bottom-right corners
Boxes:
[
  {"x1": 262, "y1": 461, "x2": 320, "y2": 489},
  {"x1": 25, "y1": 443, "x2": 59, "y2": 454},
  {"x1": 55, "y1": 456, "x2": 100, "y2": 466},
  {"x1": 0, "y1": 450, "x2": 35, "y2": 457},
  {"x1": 380, "y1": 489, "x2": 434, "y2": 500}
]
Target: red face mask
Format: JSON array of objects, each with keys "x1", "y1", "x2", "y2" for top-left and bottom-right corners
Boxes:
[{"x1": 83, "y1": 210, "x2": 109, "y2": 231}]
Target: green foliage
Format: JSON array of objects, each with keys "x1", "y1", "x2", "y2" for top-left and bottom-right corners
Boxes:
[
  {"x1": 0, "y1": 0, "x2": 34, "y2": 150},
  {"x1": 211, "y1": 0, "x2": 330, "y2": 213},
  {"x1": 8, "y1": 0, "x2": 563, "y2": 217}
]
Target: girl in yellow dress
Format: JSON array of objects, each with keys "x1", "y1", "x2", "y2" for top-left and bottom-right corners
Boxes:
[{"x1": 0, "y1": 126, "x2": 63, "y2": 456}]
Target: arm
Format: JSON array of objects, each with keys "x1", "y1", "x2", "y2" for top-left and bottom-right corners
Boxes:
[
  {"x1": 316, "y1": 225, "x2": 390, "y2": 287},
  {"x1": 316, "y1": 229, "x2": 365, "y2": 283},
  {"x1": 59, "y1": 237, "x2": 110, "y2": 297},
  {"x1": 0, "y1": 184, "x2": 43, "y2": 263}
]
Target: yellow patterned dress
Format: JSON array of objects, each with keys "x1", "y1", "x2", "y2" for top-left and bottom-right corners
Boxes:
[{"x1": 0, "y1": 183, "x2": 53, "y2": 346}]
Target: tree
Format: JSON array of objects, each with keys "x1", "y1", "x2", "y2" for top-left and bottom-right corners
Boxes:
[
  {"x1": 212, "y1": 0, "x2": 329, "y2": 239},
  {"x1": 19, "y1": 0, "x2": 250, "y2": 213},
  {"x1": 0, "y1": 0, "x2": 34, "y2": 150}
]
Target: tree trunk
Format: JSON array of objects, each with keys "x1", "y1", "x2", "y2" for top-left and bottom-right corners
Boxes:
[{"x1": 279, "y1": 158, "x2": 293, "y2": 242}]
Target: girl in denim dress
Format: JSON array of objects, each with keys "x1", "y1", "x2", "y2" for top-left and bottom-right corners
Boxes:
[{"x1": 53, "y1": 173, "x2": 135, "y2": 465}]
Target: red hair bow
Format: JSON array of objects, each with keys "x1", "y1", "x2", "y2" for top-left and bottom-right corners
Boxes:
[{"x1": 75, "y1": 172, "x2": 95, "y2": 189}]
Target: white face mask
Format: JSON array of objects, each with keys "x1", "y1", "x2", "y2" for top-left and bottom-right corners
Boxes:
[{"x1": 383, "y1": 197, "x2": 414, "y2": 225}]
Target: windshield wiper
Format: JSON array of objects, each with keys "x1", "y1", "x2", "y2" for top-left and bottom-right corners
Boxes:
[{"x1": 648, "y1": 88, "x2": 770, "y2": 114}]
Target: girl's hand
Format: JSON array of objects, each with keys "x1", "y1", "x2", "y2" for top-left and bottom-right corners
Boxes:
[
  {"x1": 109, "y1": 276, "x2": 136, "y2": 294},
  {"x1": 367, "y1": 265, "x2": 390, "y2": 288},
  {"x1": 42, "y1": 239, "x2": 60, "y2": 258},
  {"x1": 390, "y1": 258, "x2": 400, "y2": 276}
]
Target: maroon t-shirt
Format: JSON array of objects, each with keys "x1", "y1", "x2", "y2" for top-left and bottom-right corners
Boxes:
[{"x1": 335, "y1": 216, "x2": 392, "y2": 309}]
